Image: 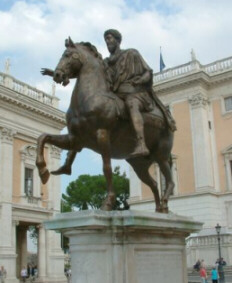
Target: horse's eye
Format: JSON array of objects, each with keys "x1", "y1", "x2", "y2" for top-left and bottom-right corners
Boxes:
[{"x1": 72, "y1": 53, "x2": 79, "y2": 59}]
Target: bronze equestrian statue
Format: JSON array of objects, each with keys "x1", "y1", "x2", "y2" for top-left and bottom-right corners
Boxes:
[{"x1": 36, "y1": 29, "x2": 176, "y2": 213}]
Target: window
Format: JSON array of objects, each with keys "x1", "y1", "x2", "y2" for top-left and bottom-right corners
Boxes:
[
  {"x1": 225, "y1": 96, "x2": 232, "y2": 112},
  {"x1": 222, "y1": 146, "x2": 232, "y2": 191},
  {"x1": 24, "y1": 168, "x2": 33, "y2": 196}
]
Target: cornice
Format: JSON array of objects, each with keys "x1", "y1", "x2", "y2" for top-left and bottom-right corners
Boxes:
[
  {"x1": 154, "y1": 69, "x2": 232, "y2": 94},
  {"x1": 154, "y1": 71, "x2": 210, "y2": 93},
  {"x1": 12, "y1": 203, "x2": 53, "y2": 216},
  {"x1": 0, "y1": 85, "x2": 66, "y2": 128}
]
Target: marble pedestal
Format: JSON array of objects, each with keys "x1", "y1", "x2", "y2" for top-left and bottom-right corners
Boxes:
[{"x1": 44, "y1": 210, "x2": 202, "y2": 283}]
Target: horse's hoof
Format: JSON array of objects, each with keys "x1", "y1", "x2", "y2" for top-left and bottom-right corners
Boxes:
[
  {"x1": 100, "y1": 203, "x2": 113, "y2": 211},
  {"x1": 161, "y1": 207, "x2": 169, "y2": 213},
  {"x1": 51, "y1": 165, "x2": 71, "y2": 176},
  {"x1": 39, "y1": 168, "x2": 50, "y2": 184},
  {"x1": 155, "y1": 207, "x2": 162, "y2": 213}
]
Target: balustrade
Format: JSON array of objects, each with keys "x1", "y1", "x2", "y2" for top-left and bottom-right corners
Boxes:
[
  {"x1": 187, "y1": 234, "x2": 232, "y2": 247},
  {"x1": 0, "y1": 72, "x2": 58, "y2": 108},
  {"x1": 154, "y1": 56, "x2": 232, "y2": 83}
]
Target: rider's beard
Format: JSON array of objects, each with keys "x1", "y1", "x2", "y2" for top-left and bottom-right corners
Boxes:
[{"x1": 107, "y1": 44, "x2": 117, "y2": 54}]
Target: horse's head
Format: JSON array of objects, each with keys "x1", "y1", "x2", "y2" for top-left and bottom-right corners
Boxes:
[{"x1": 53, "y1": 37, "x2": 83, "y2": 86}]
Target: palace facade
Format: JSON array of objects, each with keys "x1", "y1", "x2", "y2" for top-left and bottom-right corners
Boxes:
[
  {"x1": 0, "y1": 68, "x2": 66, "y2": 282},
  {"x1": 129, "y1": 54, "x2": 232, "y2": 267}
]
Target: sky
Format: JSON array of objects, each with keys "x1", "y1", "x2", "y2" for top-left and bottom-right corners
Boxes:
[{"x1": 1, "y1": 0, "x2": 232, "y2": 194}]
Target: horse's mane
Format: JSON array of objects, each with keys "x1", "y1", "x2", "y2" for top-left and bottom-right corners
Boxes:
[{"x1": 79, "y1": 42, "x2": 103, "y2": 61}]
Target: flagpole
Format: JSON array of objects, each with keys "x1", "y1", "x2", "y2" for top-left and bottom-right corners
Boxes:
[{"x1": 159, "y1": 46, "x2": 166, "y2": 72}]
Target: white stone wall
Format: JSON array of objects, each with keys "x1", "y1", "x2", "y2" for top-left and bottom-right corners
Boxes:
[{"x1": 0, "y1": 73, "x2": 66, "y2": 283}]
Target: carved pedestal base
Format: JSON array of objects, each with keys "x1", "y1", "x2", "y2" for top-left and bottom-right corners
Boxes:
[{"x1": 44, "y1": 210, "x2": 202, "y2": 283}]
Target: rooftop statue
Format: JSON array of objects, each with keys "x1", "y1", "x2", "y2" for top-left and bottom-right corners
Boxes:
[{"x1": 36, "y1": 29, "x2": 176, "y2": 213}]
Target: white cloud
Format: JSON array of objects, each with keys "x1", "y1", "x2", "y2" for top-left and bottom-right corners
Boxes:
[{"x1": 1, "y1": 0, "x2": 232, "y2": 74}]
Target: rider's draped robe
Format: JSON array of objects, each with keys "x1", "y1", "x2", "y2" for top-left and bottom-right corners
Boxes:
[{"x1": 104, "y1": 48, "x2": 176, "y2": 131}]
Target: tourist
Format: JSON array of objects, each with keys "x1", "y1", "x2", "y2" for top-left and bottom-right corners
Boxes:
[
  {"x1": 211, "y1": 266, "x2": 219, "y2": 283},
  {"x1": 194, "y1": 259, "x2": 201, "y2": 271},
  {"x1": 0, "y1": 266, "x2": 7, "y2": 283},
  {"x1": 21, "y1": 266, "x2": 27, "y2": 283},
  {"x1": 199, "y1": 266, "x2": 208, "y2": 283}
]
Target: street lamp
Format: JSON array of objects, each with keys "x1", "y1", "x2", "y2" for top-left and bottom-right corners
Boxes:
[
  {"x1": 215, "y1": 223, "x2": 221, "y2": 259},
  {"x1": 215, "y1": 223, "x2": 225, "y2": 283}
]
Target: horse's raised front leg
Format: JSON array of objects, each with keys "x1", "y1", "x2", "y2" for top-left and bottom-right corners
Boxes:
[
  {"x1": 51, "y1": 150, "x2": 78, "y2": 176},
  {"x1": 97, "y1": 129, "x2": 116, "y2": 211},
  {"x1": 36, "y1": 133, "x2": 76, "y2": 184}
]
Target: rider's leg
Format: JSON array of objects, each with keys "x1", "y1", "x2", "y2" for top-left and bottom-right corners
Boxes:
[
  {"x1": 51, "y1": 150, "x2": 77, "y2": 175},
  {"x1": 125, "y1": 98, "x2": 149, "y2": 157}
]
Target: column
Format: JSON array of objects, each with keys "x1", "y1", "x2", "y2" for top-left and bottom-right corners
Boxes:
[
  {"x1": 17, "y1": 226, "x2": 27, "y2": 270},
  {"x1": 189, "y1": 93, "x2": 214, "y2": 190},
  {"x1": 38, "y1": 225, "x2": 47, "y2": 280}
]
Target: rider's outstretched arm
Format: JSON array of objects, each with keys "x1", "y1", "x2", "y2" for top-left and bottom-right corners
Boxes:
[{"x1": 41, "y1": 68, "x2": 54, "y2": 77}]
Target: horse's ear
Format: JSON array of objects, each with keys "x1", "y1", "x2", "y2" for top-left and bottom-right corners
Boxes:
[
  {"x1": 68, "y1": 36, "x2": 76, "y2": 48},
  {"x1": 65, "y1": 37, "x2": 76, "y2": 48}
]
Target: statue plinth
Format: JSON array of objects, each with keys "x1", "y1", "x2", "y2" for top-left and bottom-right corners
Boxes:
[{"x1": 44, "y1": 210, "x2": 202, "y2": 283}]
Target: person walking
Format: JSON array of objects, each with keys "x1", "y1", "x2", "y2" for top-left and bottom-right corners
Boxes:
[
  {"x1": 0, "y1": 266, "x2": 7, "y2": 283},
  {"x1": 200, "y1": 266, "x2": 208, "y2": 283},
  {"x1": 21, "y1": 266, "x2": 27, "y2": 283},
  {"x1": 211, "y1": 266, "x2": 219, "y2": 283}
]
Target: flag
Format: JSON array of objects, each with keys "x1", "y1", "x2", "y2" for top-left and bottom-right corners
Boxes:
[{"x1": 160, "y1": 47, "x2": 166, "y2": 72}]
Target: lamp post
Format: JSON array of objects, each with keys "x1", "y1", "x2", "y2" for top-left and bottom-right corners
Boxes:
[{"x1": 215, "y1": 224, "x2": 225, "y2": 283}]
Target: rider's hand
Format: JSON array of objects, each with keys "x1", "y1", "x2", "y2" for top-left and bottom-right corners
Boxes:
[
  {"x1": 132, "y1": 78, "x2": 142, "y2": 86},
  {"x1": 41, "y1": 68, "x2": 54, "y2": 76}
]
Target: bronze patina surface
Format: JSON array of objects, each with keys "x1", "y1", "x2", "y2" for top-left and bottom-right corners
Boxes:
[{"x1": 36, "y1": 30, "x2": 176, "y2": 213}]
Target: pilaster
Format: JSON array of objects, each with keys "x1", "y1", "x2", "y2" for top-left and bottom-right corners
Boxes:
[
  {"x1": 0, "y1": 127, "x2": 16, "y2": 249},
  {"x1": 48, "y1": 145, "x2": 62, "y2": 211},
  {"x1": 188, "y1": 93, "x2": 214, "y2": 190},
  {"x1": 0, "y1": 127, "x2": 16, "y2": 201}
]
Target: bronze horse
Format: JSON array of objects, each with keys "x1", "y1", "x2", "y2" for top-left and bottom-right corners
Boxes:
[{"x1": 36, "y1": 38, "x2": 174, "y2": 213}]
